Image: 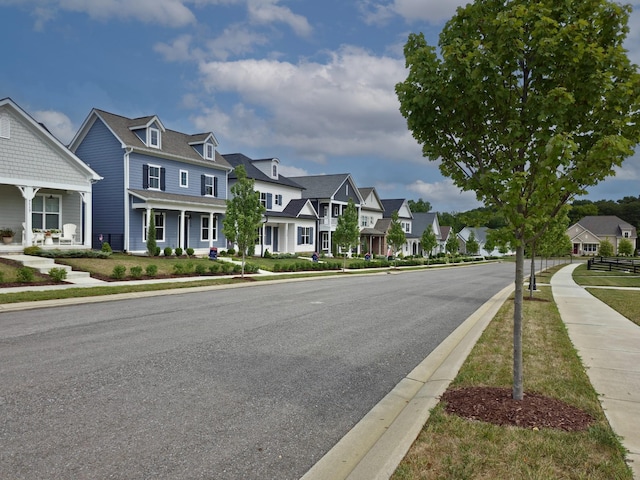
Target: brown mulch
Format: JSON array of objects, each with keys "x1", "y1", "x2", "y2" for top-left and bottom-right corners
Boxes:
[{"x1": 442, "y1": 386, "x2": 593, "y2": 431}]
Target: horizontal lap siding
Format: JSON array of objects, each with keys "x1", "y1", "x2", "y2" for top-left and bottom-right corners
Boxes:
[{"x1": 75, "y1": 120, "x2": 125, "y2": 250}]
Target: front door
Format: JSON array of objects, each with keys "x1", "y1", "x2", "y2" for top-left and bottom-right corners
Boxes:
[
  {"x1": 183, "y1": 215, "x2": 190, "y2": 249},
  {"x1": 273, "y1": 227, "x2": 279, "y2": 252}
]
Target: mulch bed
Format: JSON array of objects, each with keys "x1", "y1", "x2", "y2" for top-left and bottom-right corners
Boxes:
[{"x1": 442, "y1": 386, "x2": 593, "y2": 431}]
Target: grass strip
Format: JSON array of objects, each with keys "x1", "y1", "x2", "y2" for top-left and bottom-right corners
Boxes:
[
  {"x1": 585, "y1": 288, "x2": 640, "y2": 327},
  {"x1": 392, "y1": 283, "x2": 630, "y2": 479}
]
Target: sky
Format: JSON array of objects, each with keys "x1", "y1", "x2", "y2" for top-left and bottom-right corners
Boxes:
[{"x1": 1, "y1": 0, "x2": 639, "y2": 213}]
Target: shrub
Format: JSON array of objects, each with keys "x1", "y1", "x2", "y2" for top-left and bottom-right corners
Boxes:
[
  {"x1": 233, "y1": 264, "x2": 242, "y2": 273},
  {"x1": 154, "y1": 247, "x2": 161, "y2": 257},
  {"x1": 263, "y1": 249, "x2": 272, "y2": 258},
  {"x1": 16, "y1": 267, "x2": 35, "y2": 283},
  {"x1": 111, "y1": 265, "x2": 126, "y2": 279},
  {"x1": 186, "y1": 247, "x2": 194, "y2": 257},
  {"x1": 221, "y1": 262, "x2": 234, "y2": 274},
  {"x1": 184, "y1": 261, "x2": 194, "y2": 273},
  {"x1": 145, "y1": 264, "x2": 158, "y2": 277},
  {"x1": 173, "y1": 263, "x2": 185, "y2": 274},
  {"x1": 23, "y1": 246, "x2": 42, "y2": 256},
  {"x1": 0, "y1": 271, "x2": 4, "y2": 282},
  {"x1": 164, "y1": 247, "x2": 173, "y2": 257},
  {"x1": 48, "y1": 267, "x2": 68, "y2": 282},
  {"x1": 227, "y1": 248, "x2": 236, "y2": 256},
  {"x1": 195, "y1": 264, "x2": 206, "y2": 275},
  {"x1": 129, "y1": 266, "x2": 143, "y2": 279},
  {"x1": 208, "y1": 263, "x2": 220, "y2": 274},
  {"x1": 101, "y1": 241, "x2": 112, "y2": 253},
  {"x1": 244, "y1": 263, "x2": 259, "y2": 273},
  {"x1": 175, "y1": 247, "x2": 183, "y2": 256}
]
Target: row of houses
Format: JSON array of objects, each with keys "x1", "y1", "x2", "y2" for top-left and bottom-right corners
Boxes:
[
  {"x1": 1, "y1": 97, "x2": 636, "y2": 258},
  {"x1": 1, "y1": 98, "x2": 449, "y2": 257}
]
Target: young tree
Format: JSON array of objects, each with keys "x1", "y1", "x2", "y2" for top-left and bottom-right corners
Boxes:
[
  {"x1": 618, "y1": 238, "x2": 634, "y2": 257},
  {"x1": 223, "y1": 165, "x2": 265, "y2": 277},
  {"x1": 466, "y1": 231, "x2": 479, "y2": 256},
  {"x1": 396, "y1": 0, "x2": 640, "y2": 400},
  {"x1": 598, "y1": 239, "x2": 614, "y2": 257},
  {"x1": 333, "y1": 199, "x2": 360, "y2": 271},
  {"x1": 386, "y1": 210, "x2": 406, "y2": 266},
  {"x1": 146, "y1": 210, "x2": 157, "y2": 257},
  {"x1": 445, "y1": 233, "x2": 459, "y2": 256},
  {"x1": 420, "y1": 224, "x2": 438, "y2": 259}
]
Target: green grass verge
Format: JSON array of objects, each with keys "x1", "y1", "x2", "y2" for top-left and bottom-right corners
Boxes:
[
  {"x1": 572, "y1": 263, "x2": 640, "y2": 287},
  {"x1": 392, "y1": 280, "x2": 631, "y2": 479},
  {"x1": 585, "y1": 289, "x2": 640, "y2": 327}
]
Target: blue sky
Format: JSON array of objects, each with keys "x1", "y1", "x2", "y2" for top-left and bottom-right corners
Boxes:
[{"x1": 1, "y1": 0, "x2": 639, "y2": 213}]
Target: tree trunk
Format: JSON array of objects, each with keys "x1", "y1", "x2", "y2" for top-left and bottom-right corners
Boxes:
[
  {"x1": 241, "y1": 251, "x2": 245, "y2": 278},
  {"x1": 513, "y1": 243, "x2": 524, "y2": 400}
]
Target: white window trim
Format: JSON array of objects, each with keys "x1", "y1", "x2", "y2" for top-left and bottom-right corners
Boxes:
[
  {"x1": 301, "y1": 227, "x2": 311, "y2": 245},
  {"x1": 204, "y1": 174, "x2": 215, "y2": 196},
  {"x1": 148, "y1": 127, "x2": 161, "y2": 149},
  {"x1": 201, "y1": 215, "x2": 217, "y2": 241},
  {"x1": 148, "y1": 164, "x2": 161, "y2": 191},
  {"x1": 0, "y1": 114, "x2": 10, "y2": 139},
  {"x1": 143, "y1": 211, "x2": 166, "y2": 242},
  {"x1": 32, "y1": 194, "x2": 62, "y2": 230},
  {"x1": 205, "y1": 143, "x2": 214, "y2": 160},
  {"x1": 275, "y1": 194, "x2": 283, "y2": 206},
  {"x1": 180, "y1": 169, "x2": 189, "y2": 188}
]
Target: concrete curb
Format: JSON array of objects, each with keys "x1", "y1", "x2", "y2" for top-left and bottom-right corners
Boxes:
[{"x1": 301, "y1": 282, "x2": 514, "y2": 480}]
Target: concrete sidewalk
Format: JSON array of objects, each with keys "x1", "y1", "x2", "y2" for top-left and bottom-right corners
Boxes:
[{"x1": 552, "y1": 264, "x2": 640, "y2": 479}]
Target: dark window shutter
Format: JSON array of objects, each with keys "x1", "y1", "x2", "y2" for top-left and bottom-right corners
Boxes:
[
  {"x1": 266, "y1": 226, "x2": 272, "y2": 244},
  {"x1": 267, "y1": 193, "x2": 273, "y2": 209},
  {"x1": 310, "y1": 227, "x2": 314, "y2": 242},
  {"x1": 160, "y1": 167, "x2": 166, "y2": 191},
  {"x1": 201, "y1": 175, "x2": 206, "y2": 195},
  {"x1": 214, "y1": 177, "x2": 218, "y2": 197},
  {"x1": 297, "y1": 227, "x2": 302, "y2": 245},
  {"x1": 143, "y1": 164, "x2": 149, "y2": 189}
]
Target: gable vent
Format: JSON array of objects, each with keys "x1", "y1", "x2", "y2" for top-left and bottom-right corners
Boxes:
[{"x1": 0, "y1": 115, "x2": 10, "y2": 139}]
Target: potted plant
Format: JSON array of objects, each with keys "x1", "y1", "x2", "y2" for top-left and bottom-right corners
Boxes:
[{"x1": 1, "y1": 227, "x2": 15, "y2": 244}]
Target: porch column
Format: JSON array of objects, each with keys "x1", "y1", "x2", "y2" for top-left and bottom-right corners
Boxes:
[
  {"x1": 79, "y1": 191, "x2": 92, "y2": 248},
  {"x1": 17, "y1": 185, "x2": 39, "y2": 246},
  {"x1": 179, "y1": 210, "x2": 186, "y2": 250},
  {"x1": 209, "y1": 213, "x2": 214, "y2": 248},
  {"x1": 284, "y1": 223, "x2": 289, "y2": 253}
]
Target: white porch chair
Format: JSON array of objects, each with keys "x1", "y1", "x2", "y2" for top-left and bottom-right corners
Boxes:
[
  {"x1": 32, "y1": 231, "x2": 44, "y2": 246},
  {"x1": 59, "y1": 223, "x2": 77, "y2": 245}
]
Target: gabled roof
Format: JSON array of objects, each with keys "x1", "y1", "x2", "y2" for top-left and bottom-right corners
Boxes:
[
  {"x1": 289, "y1": 173, "x2": 363, "y2": 202},
  {"x1": 359, "y1": 187, "x2": 384, "y2": 212},
  {"x1": 381, "y1": 198, "x2": 413, "y2": 219},
  {"x1": 458, "y1": 226, "x2": 490, "y2": 243},
  {"x1": 271, "y1": 198, "x2": 318, "y2": 219},
  {"x1": 0, "y1": 97, "x2": 102, "y2": 184},
  {"x1": 373, "y1": 218, "x2": 392, "y2": 234},
  {"x1": 69, "y1": 108, "x2": 232, "y2": 171},
  {"x1": 440, "y1": 226, "x2": 452, "y2": 241},
  {"x1": 573, "y1": 216, "x2": 637, "y2": 238},
  {"x1": 409, "y1": 212, "x2": 439, "y2": 239},
  {"x1": 223, "y1": 153, "x2": 304, "y2": 189}
]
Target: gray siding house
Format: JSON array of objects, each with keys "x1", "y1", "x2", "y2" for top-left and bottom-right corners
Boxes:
[
  {"x1": 69, "y1": 109, "x2": 233, "y2": 254},
  {"x1": 0, "y1": 98, "x2": 101, "y2": 252}
]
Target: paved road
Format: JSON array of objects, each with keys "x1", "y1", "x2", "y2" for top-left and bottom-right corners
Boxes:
[{"x1": 0, "y1": 262, "x2": 514, "y2": 479}]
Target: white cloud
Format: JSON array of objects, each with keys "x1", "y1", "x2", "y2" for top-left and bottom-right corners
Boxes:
[
  {"x1": 361, "y1": 0, "x2": 466, "y2": 25},
  {"x1": 33, "y1": 109, "x2": 77, "y2": 145},
  {"x1": 278, "y1": 164, "x2": 309, "y2": 177},
  {"x1": 407, "y1": 179, "x2": 482, "y2": 212},
  {"x1": 154, "y1": 34, "x2": 196, "y2": 62},
  {"x1": 205, "y1": 26, "x2": 270, "y2": 60},
  {"x1": 247, "y1": 0, "x2": 312, "y2": 37},
  {"x1": 194, "y1": 46, "x2": 421, "y2": 163}
]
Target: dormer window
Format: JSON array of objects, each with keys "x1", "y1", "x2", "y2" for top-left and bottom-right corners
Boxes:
[
  {"x1": 205, "y1": 143, "x2": 214, "y2": 160},
  {"x1": 149, "y1": 127, "x2": 161, "y2": 148},
  {"x1": 272, "y1": 164, "x2": 277, "y2": 178}
]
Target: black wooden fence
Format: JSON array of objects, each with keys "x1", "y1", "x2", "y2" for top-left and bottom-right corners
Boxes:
[{"x1": 587, "y1": 257, "x2": 640, "y2": 273}]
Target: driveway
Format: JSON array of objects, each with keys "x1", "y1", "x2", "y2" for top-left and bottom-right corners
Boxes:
[{"x1": 0, "y1": 262, "x2": 514, "y2": 479}]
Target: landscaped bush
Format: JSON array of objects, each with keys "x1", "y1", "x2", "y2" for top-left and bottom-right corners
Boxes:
[
  {"x1": 173, "y1": 263, "x2": 185, "y2": 274},
  {"x1": 154, "y1": 247, "x2": 161, "y2": 257},
  {"x1": 16, "y1": 267, "x2": 35, "y2": 283},
  {"x1": 233, "y1": 264, "x2": 242, "y2": 273},
  {"x1": 48, "y1": 267, "x2": 68, "y2": 282},
  {"x1": 195, "y1": 264, "x2": 206, "y2": 275},
  {"x1": 129, "y1": 266, "x2": 143, "y2": 278},
  {"x1": 36, "y1": 249, "x2": 110, "y2": 259},
  {"x1": 244, "y1": 263, "x2": 259, "y2": 273},
  {"x1": 184, "y1": 261, "x2": 194, "y2": 273},
  {"x1": 164, "y1": 247, "x2": 173, "y2": 257},
  {"x1": 186, "y1": 247, "x2": 194, "y2": 257},
  {"x1": 23, "y1": 246, "x2": 42, "y2": 256},
  {"x1": 101, "y1": 242, "x2": 112, "y2": 253},
  {"x1": 111, "y1": 265, "x2": 126, "y2": 279},
  {"x1": 145, "y1": 264, "x2": 158, "y2": 277},
  {"x1": 208, "y1": 263, "x2": 220, "y2": 274},
  {"x1": 221, "y1": 262, "x2": 234, "y2": 274},
  {"x1": 0, "y1": 271, "x2": 4, "y2": 282},
  {"x1": 227, "y1": 248, "x2": 236, "y2": 256},
  {"x1": 175, "y1": 247, "x2": 183, "y2": 256}
]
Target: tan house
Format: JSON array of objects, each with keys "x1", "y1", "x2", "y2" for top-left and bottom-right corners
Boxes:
[{"x1": 568, "y1": 215, "x2": 637, "y2": 255}]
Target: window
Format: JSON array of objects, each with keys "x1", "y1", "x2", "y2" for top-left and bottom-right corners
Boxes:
[
  {"x1": 275, "y1": 194, "x2": 283, "y2": 206},
  {"x1": 272, "y1": 164, "x2": 277, "y2": 177},
  {"x1": 201, "y1": 216, "x2": 217, "y2": 241},
  {"x1": 180, "y1": 170, "x2": 188, "y2": 188},
  {"x1": 260, "y1": 192, "x2": 267, "y2": 208},
  {"x1": 402, "y1": 221, "x2": 411, "y2": 233},
  {"x1": 202, "y1": 175, "x2": 216, "y2": 196},
  {"x1": 143, "y1": 211, "x2": 165, "y2": 242},
  {"x1": 299, "y1": 227, "x2": 311, "y2": 245},
  {"x1": 0, "y1": 114, "x2": 9, "y2": 139},
  {"x1": 361, "y1": 216, "x2": 368, "y2": 227},
  {"x1": 148, "y1": 165, "x2": 161, "y2": 190},
  {"x1": 321, "y1": 232, "x2": 329, "y2": 251},
  {"x1": 333, "y1": 206, "x2": 339, "y2": 216},
  {"x1": 149, "y1": 128, "x2": 160, "y2": 148},
  {"x1": 584, "y1": 243, "x2": 598, "y2": 253},
  {"x1": 345, "y1": 184, "x2": 349, "y2": 195},
  {"x1": 205, "y1": 143, "x2": 214, "y2": 160},
  {"x1": 32, "y1": 194, "x2": 60, "y2": 230},
  {"x1": 624, "y1": 231, "x2": 630, "y2": 238}
]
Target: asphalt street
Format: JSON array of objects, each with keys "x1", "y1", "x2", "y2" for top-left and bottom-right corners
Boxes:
[{"x1": 0, "y1": 262, "x2": 515, "y2": 479}]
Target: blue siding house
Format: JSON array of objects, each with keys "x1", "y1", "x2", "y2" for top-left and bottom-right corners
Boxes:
[{"x1": 69, "y1": 109, "x2": 232, "y2": 254}]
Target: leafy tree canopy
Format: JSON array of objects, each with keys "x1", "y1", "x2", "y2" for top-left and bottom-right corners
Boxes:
[
  {"x1": 333, "y1": 199, "x2": 360, "y2": 270},
  {"x1": 408, "y1": 198, "x2": 432, "y2": 213}
]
